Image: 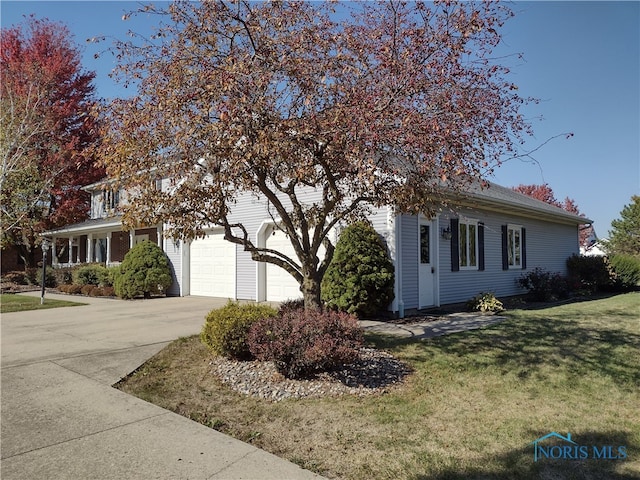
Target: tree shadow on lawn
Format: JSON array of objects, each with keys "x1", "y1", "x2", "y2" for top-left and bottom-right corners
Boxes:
[
  {"x1": 367, "y1": 310, "x2": 640, "y2": 389},
  {"x1": 409, "y1": 430, "x2": 638, "y2": 480}
]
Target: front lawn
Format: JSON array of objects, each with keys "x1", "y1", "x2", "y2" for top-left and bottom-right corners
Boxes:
[
  {"x1": 0, "y1": 293, "x2": 86, "y2": 313},
  {"x1": 116, "y1": 293, "x2": 640, "y2": 479}
]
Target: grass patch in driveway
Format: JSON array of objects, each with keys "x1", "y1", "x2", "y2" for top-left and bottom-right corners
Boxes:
[
  {"x1": 116, "y1": 293, "x2": 640, "y2": 479},
  {"x1": 1, "y1": 293, "x2": 86, "y2": 313}
]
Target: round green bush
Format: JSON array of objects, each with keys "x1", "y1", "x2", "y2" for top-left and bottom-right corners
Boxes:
[
  {"x1": 113, "y1": 240, "x2": 172, "y2": 299},
  {"x1": 200, "y1": 301, "x2": 279, "y2": 360},
  {"x1": 75, "y1": 264, "x2": 110, "y2": 286},
  {"x1": 321, "y1": 221, "x2": 395, "y2": 317},
  {"x1": 609, "y1": 254, "x2": 640, "y2": 291}
]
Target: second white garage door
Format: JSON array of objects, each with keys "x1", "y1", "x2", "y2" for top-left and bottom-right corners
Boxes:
[
  {"x1": 190, "y1": 231, "x2": 236, "y2": 298},
  {"x1": 266, "y1": 228, "x2": 303, "y2": 302},
  {"x1": 265, "y1": 227, "x2": 328, "y2": 302}
]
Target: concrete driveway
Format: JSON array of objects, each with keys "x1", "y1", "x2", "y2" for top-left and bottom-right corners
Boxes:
[{"x1": 1, "y1": 292, "x2": 323, "y2": 480}]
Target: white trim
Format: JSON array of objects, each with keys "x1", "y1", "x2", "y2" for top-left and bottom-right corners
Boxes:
[{"x1": 256, "y1": 220, "x2": 277, "y2": 302}]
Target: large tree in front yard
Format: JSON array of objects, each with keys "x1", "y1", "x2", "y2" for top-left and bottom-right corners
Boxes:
[
  {"x1": 1, "y1": 16, "x2": 104, "y2": 266},
  {"x1": 102, "y1": 0, "x2": 534, "y2": 310},
  {"x1": 606, "y1": 195, "x2": 640, "y2": 257}
]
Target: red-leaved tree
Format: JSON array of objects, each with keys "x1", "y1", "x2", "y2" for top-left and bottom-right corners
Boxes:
[
  {"x1": 512, "y1": 184, "x2": 592, "y2": 247},
  {"x1": 102, "y1": 0, "x2": 535, "y2": 309},
  {"x1": 1, "y1": 16, "x2": 104, "y2": 266}
]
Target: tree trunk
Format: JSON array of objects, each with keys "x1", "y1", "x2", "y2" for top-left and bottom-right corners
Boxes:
[{"x1": 301, "y1": 271, "x2": 322, "y2": 311}]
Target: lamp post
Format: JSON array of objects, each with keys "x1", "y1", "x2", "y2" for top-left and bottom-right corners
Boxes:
[{"x1": 40, "y1": 237, "x2": 51, "y2": 305}]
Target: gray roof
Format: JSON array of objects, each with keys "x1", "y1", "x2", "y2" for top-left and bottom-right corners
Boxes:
[
  {"x1": 42, "y1": 216, "x2": 124, "y2": 236},
  {"x1": 450, "y1": 182, "x2": 592, "y2": 225}
]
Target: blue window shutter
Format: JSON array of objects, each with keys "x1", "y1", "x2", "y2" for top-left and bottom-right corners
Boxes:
[
  {"x1": 521, "y1": 227, "x2": 527, "y2": 269},
  {"x1": 478, "y1": 222, "x2": 485, "y2": 271},
  {"x1": 501, "y1": 225, "x2": 509, "y2": 270},
  {"x1": 450, "y1": 218, "x2": 459, "y2": 272}
]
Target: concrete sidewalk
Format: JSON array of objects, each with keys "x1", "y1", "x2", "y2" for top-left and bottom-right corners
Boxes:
[
  {"x1": 360, "y1": 312, "x2": 507, "y2": 339},
  {"x1": 1, "y1": 292, "x2": 324, "y2": 480}
]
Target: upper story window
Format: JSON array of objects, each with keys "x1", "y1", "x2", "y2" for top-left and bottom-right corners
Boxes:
[
  {"x1": 102, "y1": 188, "x2": 120, "y2": 213},
  {"x1": 459, "y1": 218, "x2": 479, "y2": 269}
]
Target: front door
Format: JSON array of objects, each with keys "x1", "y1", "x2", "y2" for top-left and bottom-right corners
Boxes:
[{"x1": 419, "y1": 220, "x2": 435, "y2": 308}]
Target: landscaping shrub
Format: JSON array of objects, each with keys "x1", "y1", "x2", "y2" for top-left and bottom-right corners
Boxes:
[
  {"x1": 37, "y1": 267, "x2": 57, "y2": 288},
  {"x1": 58, "y1": 284, "x2": 83, "y2": 294},
  {"x1": 100, "y1": 286, "x2": 116, "y2": 297},
  {"x1": 321, "y1": 221, "x2": 395, "y2": 317},
  {"x1": 3, "y1": 271, "x2": 28, "y2": 285},
  {"x1": 113, "y1": 241, "x2": 172, "y2": 299},
  {"x1": 466, "y1": 292, "x2": 504, "y2": 313},
  {"x1": 81, "y1": 284, "x2": 97, "y2": 296},
  {"x1": 24, "y1": 268, "x2": 37, "y2": 285},
  {"x1": 248, "y1": 309, "x2": 364, "y2": 379},
  {"x1": 566, "y1": 254, "x2": 612, "y2": 292},
  {"x1": 517, "y1": 267, "x2": 570, "y2": 302},
  {"x1": 75, "y1": 264, "x2": 110, "y2": 286},
  {"x1": 201, "y1": 301, "x2": 279, "y2": 360},
  {"x1": 278, "y1": 298, "x2": 305, "y2": 316},
  {"x1": 609, "y1": 254, "x2": 640, "y2": 291}
]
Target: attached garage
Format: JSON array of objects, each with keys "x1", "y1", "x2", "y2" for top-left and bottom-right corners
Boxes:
[{"x1": 189, "y1": 230, "x2": 236, "y2": 298}]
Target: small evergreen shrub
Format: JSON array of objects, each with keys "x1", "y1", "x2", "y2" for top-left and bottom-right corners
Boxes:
[
  {"x1": 248, "y1": 309, "x2": 364, "y2": 379},
  {"x1": 566, "y1": 254, "x2": 612, "y2": 292},
  {"x1": 321, "y1": 222, "x2": 395, "y2": 317},
  {"x1": 466, "y1": 292, "x2": 504, "y2": 313},
  {"x1": 37, "y1": 267, "x2": 57, "y2": 288},
  {"x1": 609, "y1": 254, "x2": 640, "y2": 291},
  {"x1": 517, "y1": 267, "x2": 570, "y2": 302},
  {"x1": 113, "y1": 241, "x2": 172, "y2": 299},
  {"x1": 201, "y1": 301, "x2": 279, "y2": 360},
  {"x1": 75, "y1": 264, "x2": 110, "y2": 286}
]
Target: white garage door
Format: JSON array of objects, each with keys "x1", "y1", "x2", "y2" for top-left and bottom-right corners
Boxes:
[
  {"x1": 265, "y1": 227, "x2": 327, "y2": 302},
  {"x1": 190, "y1": 231, "x2": 236, "y2": 298},
  {"x1": 266, "y1": 229, "x2": 302, "y2": 302}
]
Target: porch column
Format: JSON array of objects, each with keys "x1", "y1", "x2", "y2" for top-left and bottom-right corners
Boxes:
[
  {"x1": 51, "y1": 237, "x2": 58, "y2": 266},
  {"x1": 75, "y1": 237, "x2": 81, "y2": 263},
  {"x1": 156, "y1": 225, "x2": 162, "y2": 248},
  {"x1": 67, "y1": 237, "x2": 73, "y2": 264},
  {"x1": 106, "y1": 233, "x2": 112, "y2": 266},
  {"x1": 87, "y1": 233, "x2": 94, "y2": 263},
  {"x1": 129, "y1": 230, "x2": 135, "y2": 248}
]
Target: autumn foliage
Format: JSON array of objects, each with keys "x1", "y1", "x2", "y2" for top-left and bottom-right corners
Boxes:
[
  {"x1": 102, "y1": 0, "x2": 534, "y2": 309},
  {"x1": 512, "y1": 183, "x2": 591, "y2": 247},
  {"x1": 1, "y1": 16, "x2": 103, "y2": 264}
]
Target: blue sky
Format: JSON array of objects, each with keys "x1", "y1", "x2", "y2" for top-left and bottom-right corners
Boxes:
[{"x1": 2, "y1": 1, "x2": 639, "y2": 237}]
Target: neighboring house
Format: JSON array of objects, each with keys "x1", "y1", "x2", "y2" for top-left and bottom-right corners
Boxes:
[
  {"x1": 43, "y1": 179, "x2": 591, "y2": 314},
  {"x1": 41, "y1": 179, "x2": 163, "y2": 268},
  {"x1": 580, "y1": 229, "x2": 606, "y2": 257}
]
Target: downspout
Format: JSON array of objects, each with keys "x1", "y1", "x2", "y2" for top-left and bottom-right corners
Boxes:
[{"x1": 395, "y1": 212, "x2": 404, "y2": 319}]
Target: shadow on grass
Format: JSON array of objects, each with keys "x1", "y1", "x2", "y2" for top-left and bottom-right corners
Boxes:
[
  {"x1": 366, "y1": 306, "x2": 640, "y2": 389},
  {"x1": 409, "y1": 430, "x2": 638, "y2": 480}
]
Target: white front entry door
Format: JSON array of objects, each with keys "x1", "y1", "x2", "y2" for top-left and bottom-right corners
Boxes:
[{"x1": 418, "y1": 220, "x2": 436, "y2": 308}]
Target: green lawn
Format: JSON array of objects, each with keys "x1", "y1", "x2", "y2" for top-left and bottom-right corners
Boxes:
[
  {"x1": 0, "y1": 293, "x2": 86, "y2": 313},
  {"x1": 117, "y1": 293, "x2": 640, "y2": 479}
]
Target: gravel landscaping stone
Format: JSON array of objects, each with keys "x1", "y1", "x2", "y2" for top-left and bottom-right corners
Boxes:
[{"x1": 209, "y1": 347, "x2": 412, "y2": 402}]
